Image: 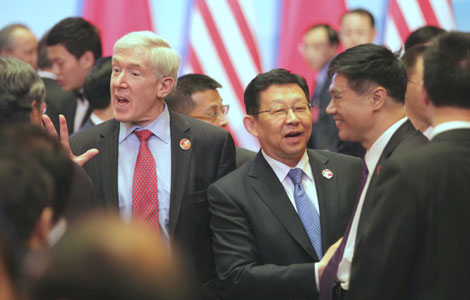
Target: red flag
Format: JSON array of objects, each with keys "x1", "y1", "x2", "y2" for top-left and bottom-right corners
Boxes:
[
  {"x1": 277, "y1": 0, "x2": 346, "y2": 94},
  {"x1": 83, "y1": 0, "x2": 154, "y2": 56}
]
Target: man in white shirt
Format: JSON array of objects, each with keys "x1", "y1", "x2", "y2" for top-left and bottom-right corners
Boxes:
[
  {"x1": 348, "y1": 31, "x2": 470, "y2": 300},
  {"x1": 319, "y1": 43, "x2": 427, "y2": 300},
  {"x1": 208, "y1": 68, "x2": 363, "y2": 299}
]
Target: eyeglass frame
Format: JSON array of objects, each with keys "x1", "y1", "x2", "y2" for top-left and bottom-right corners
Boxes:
[
  {"x1": 191, "y1": 104, "x2": 230, "y2": 122},
  {"x1": 252, "y1": 102, "x2": 311, "y2": 118}
]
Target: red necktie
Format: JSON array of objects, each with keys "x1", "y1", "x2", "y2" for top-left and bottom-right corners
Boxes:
[{"x1": 132, "y1": 129, "x2": 159, "y2": 231}]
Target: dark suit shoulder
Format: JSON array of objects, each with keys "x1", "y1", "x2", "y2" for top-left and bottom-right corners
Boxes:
[{"x1": 70, "y1": 119, "x2": 119, "y2": 155}]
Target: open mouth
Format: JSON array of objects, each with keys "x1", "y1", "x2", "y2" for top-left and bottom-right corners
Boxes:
[
  {"x1": 116, "y1": 96, "x2": 130, "y2": 106},
  {"x1": 285, "y1": 132, "x2": 302, "y2": 138}
]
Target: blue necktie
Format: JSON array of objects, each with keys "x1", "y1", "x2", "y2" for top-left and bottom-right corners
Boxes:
[{"x1": 288, "y1": 168, "x2": 323, "y2": 258}]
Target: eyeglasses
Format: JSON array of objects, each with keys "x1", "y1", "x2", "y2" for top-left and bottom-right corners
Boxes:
[
  {"x1": 192, "y1": 104, "x2": 229, "y2": 122},
  {"x1": 253, "y1": 102, "x2": 311, "y2": 118}
]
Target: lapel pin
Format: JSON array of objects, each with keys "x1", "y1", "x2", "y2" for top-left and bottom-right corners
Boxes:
[
  {"x1": 322, "y1": 169, "x2": 333, "y2": 180},
  {"x1": 179, "y1": 138, "x2": 191, "y2": 150},
  {"x1": 376, "y1": 164, "x2": 382, "y2": 175}
]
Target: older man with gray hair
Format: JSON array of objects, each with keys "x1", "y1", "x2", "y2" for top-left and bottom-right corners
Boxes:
[{"x1": 70, "y1": 31, "x2": 236, "y2": 299}]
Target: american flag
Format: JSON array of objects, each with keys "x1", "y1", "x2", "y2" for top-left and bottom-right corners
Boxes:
[
  {"x1": 383, "y1": 0, "x2": 456, "y2": 51},
  {"x1": 185, "y1": 0, "x2": 262, "y2": 151}
]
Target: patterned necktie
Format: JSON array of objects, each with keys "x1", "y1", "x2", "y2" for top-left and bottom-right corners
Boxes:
[
  {"x1": 288, "y1": 168, "x2": 323, "y2": 259},
  {"x1": 132, "y1": 129, "x2": 159, "y2": 231},
  {"x1": 319, "y1": 162, "x2": 369, "y2": 300}
]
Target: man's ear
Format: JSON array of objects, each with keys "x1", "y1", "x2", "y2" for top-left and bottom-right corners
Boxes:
[
  {"x1": 243, "y1": 115, "x2": 258, "y2": 137},
  {"x1": 29, "y1": 100, "x2": 42, "y2": 125},
  {"x1": 156, "y1": 76, "x2": 175, "y2": 98},
  {"x1": 79, "y1": 50, "x2": 95, "y2": 70},
  {"x1": 370, "y1": 86, "x2": 387, "y2": 111},
  {"x1": 32, "y1": 207, "x2": 53, "y2": 249}
]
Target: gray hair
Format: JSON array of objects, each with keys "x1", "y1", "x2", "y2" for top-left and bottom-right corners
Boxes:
[
  {"x1": 113, "y1": 31, "x2": 181, "y2": 82},
  {"x1": 0, "y1": 57, "x2": 45, "y2": 123}
]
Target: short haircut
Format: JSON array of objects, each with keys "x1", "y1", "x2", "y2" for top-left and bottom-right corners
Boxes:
[
  {"x1": 423, "y1": 31, "x2": 470, "y2": 108},
  {"x1": 304, "y1": 24, "x2": 339, "y2": 46},
  {"x1": 0, "y1": 124, "x2": 73, "y2": 224},
  {"x1": 165, "y1": 73, "x2": 222, "y2": 115},
  {"x1": 341, "y1": 8, "x2": 375, "y2": 28},
  {"x1": 113, "y1": 31, "x2": 180, "y2": 82},
  {"x1": 0, "y1": 57, "x2": 45, "y2": 125},
  {"x1": 37, "y1": 31, "x2": 52, "y2": 70},
  {"x1": 244, "y1": 68, "x2": 310, "y2": 116},
  {"x1": 0, "y1": 152, "x2": 53, "y2": 243},
  {"x1": 404, "y1": 25, "x2": 446, "y2": 50},
  {"x1": 84, "y1": 56, "x2": 112, "y2": 110},
  {"x1": 328, "y1": 43, "x2": 407, "y2": 103},
  {"x1": 46, "y1": 17, "x2": 102, "y2": 61},
  {"x1": 402, "y1": 44, "x2": 427, "y2": 76},
  {"x1": 0, "y1": 23, "x2": 30, "y2": 52}
]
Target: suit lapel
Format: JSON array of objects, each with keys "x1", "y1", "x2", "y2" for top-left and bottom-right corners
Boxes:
[
  {"x1": 356, "y1": 120, "x2": 418, "y2": 241},
  {"x1": 249, "y1": 153, "x2": 319, "y2": 260},
  {"x1": 168, "y1": 112, "x2": 192, "y2": 235},
  {"x1": 96, "y1": 120, "x2": 120, "y2": 207},
  {"x1": 308, "y1": 150, "x2": 340, "y2": 250}
]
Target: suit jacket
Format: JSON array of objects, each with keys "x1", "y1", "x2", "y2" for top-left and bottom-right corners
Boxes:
[
  {"x1": 235, "y1": 146, "x2": 256, "y2": 167},
  {"x1": 308, "y1": 76, "x2": 339, "y2": 152},
  {"x1": 208, "y1": 150, "x2": 363, "y2": 300},
  {"x1": 70, "y1": 111, "x2": 237, "y2": 299},
  {"x1": 42, "y1": 77, "x2": 92, "y2": 134},
  {"x1": 349, "y1": 129, "x2": 470, "y2": 300}
]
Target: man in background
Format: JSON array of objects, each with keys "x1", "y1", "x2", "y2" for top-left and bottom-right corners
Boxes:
[
  {"x1": 46, "y1": 17, "x2": 102, "y2": 134},
  {"x1": 299, "y1": 24, "x2": 339, "y2": 152},
  {"x1": 165, "y1": 73, "x2": 255, "y2": 167},
  {"x1": 339, "y1": 8, "x2": 376, "y2": 50},
  {"x1": 0, "y1": 23, "x2": 37, "y2": 69}
]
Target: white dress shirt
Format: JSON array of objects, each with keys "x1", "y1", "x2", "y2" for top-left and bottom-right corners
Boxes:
[
  {"x1": 118, "y1": 104, "x2": 172, "y2": 239},
  {"x1": 337, "y1": 117, "x2": 407, "y2": 290},
  {"x1": 429, "y1": 121, "x2": 470, "y2": 140}
]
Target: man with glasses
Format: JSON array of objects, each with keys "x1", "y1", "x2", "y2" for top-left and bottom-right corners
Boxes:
[
  {"x1": 165, "y1": 73, "x2": 255, "y2": 166},
  {"x1": 207, "y1": 68, "x2": 363, "y2": 299}
]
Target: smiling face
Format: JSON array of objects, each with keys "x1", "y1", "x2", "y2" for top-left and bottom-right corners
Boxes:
[
  {"x1": 244, "y1": 83, "x2": 312, "y2": 167},
  {"x1": 326, "y1": 74, "x2": 375, "y2": 145},
  {"x1": 111, "y1": 48, "x2": 165, "y2": 126}
]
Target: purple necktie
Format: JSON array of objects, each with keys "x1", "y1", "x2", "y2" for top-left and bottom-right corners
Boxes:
[{"x1": 319, "y1": 162, "x2": 369, "y2": 300}]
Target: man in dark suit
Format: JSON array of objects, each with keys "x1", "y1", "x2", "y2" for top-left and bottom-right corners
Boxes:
[
  {"x1": 46, "y1": 17, "x2": 101, "y2": 134},
  {"x1": 208, "y1": 69, "x2": 363, "y2": 299},
  {"x1": 165, "y1": 73, "x2": 255, "y2": 167},
  {"x1": 70, "y1": 31, "x2": 236, "y2": 300},
  {"x1": 348, "y1": 32, "x2": 470, "y2": 300},
  {"x1": 299, "y1": 24, "x2": 339, "y2": 152},
  {"x1": 318, "y1": 44, "x2": 427, "y2": 300}
]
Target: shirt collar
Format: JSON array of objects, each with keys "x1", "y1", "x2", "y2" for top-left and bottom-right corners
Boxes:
[
  {"x1": 364, "y1": 117, "x2": 407, "y2": 172},
  {"x1": 118, "y1": 103, "x2": 171, "y2": 144},
  {"x1": 262, "y1": 150, "x2": 313, "y2": 183},
  {"x1": 429, "y1": 121, "x2": 470, "y2": 140}
]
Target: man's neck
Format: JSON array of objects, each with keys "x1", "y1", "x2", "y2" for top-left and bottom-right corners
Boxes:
[
  {"x1": 362, "y1": 107, "x2": 406, "y2": 150},
  {"x1": 432, "y1": 106, "x2": 470, "y2": 126}
]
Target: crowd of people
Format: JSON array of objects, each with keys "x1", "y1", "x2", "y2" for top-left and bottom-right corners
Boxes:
[{"x1": 0, "y1": 7, "x2": 469, "y2": 300}]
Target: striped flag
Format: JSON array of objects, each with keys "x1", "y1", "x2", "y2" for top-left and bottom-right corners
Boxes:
[
  {"x1": 383, "y1": 0, "x2": 456, "y2": 51},
  {"x1": 185, "y1": 0, "x2": 262, "y2": 151}
]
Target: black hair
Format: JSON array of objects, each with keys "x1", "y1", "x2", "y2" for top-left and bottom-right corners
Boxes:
[
  {"x1": 328, "y1": 43, "x2": 407, "y2": 103},
  {"x1": 244, "y1": 68, "x2": 310, "y2": 116},
  {"x1": 46, "y1": 17, "x2": 102, "y2": 61},
  {"x1": 342, "y1": 8, "x2": 375, "y2": 27},
  {"x1": 423, "y1": 31, "x2": 470, "y2": 108},
  {"x1": 165, "y1": 73, "x2": 222, "y2": 115},
  {"x1": 84, "y1": 56, "x2": 112, "y2": 110},
  {"x1": 404, "y1": 25, "x2": 446, "y2": 50},
  {"x1": 402, "y1": 44, "x2": 428, "y2": 76},
  {"x1": 304, "y1": 24, "x2": 339, "y2": 46}
]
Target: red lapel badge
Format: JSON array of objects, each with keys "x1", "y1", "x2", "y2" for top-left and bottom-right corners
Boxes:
[
  {"x1": 322, "y1": 169, "x2": 333, "y2": 180},
  {"x1": 179, "y1": 138, "x2": 191, "y2": 150}
]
